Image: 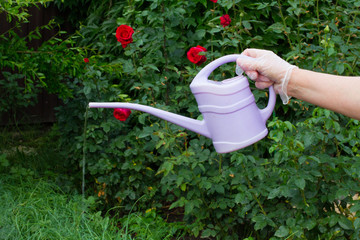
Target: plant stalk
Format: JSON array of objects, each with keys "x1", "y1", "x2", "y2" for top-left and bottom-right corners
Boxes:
[{"x1": 82, "y1": 106, "x2": 89, "y2": 198}]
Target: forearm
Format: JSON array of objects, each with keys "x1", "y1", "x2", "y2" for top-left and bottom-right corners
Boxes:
[{"x1": 288, "y1": 68, "x2": 360, "y2": 120}]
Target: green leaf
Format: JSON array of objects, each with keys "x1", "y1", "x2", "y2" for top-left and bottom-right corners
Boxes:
[
  {"x1": 195, "y1": 29, "x2": 206, "y2": 39},
  {"x1": 308, "y1": 156, "x2": 320, "y2": 163},
  {"x1": 161, "y1": 161, "x2": 173, "y2": 176},
  {"x1": 274, "y1": 226, "x2": 289, "y2": 238},
  {"x1": 338, "y1": 216, "x2": 353, "y2": 230},
  {"x1": 185, "y1": 200, "x2": 195, "y2": 215},
  {"x1": 335, "y1": 62, "x2": 345, "y2": 74},
  {"x1": 253, "y1": 215, "x2": 267, "y2": 230},
  {"x1": 268, "y1": 188, "x2": 280, "y2": 199},
  {"x1": 219, "y1": 201, "x2": 227, "y2": 210},
  {"x1": 354, "y1": 218, "x2": 360, "y2": 229},
  {"x1": 242, "y1": 21, "x2": 252, "y2": 29},
  {"x1": 350, "y1": 203, "x2": 360, "y2": 213},
  {"x1": 116, "y1": 17, "x2": 127, "y2": 25},
  {"x1": 196, "y1": 0, "x2": 207, "y2": 7},
  {"x1": 138, "y1": 113, "x2": 148, "y2": 124},
  {"x1": 295, "y1": 178, "x2": 306, "y2": 190},
  {"x1": 0, "y1": 154, "x2": 9, "y2": 167},
  {"x1": 235, "y1": 193, "x2": 249, "y2": 204},
  {"x1": 304, "y1": 219, "x2": 317, "y2": 230},
  {"x1": 267, "y1": 22, "x2": 284, "y2": 33},
  {"x1": 299, "y1": 156, "x2": 307, "y2": 165},
  {"x1": 138, "y1": 132, "x2": 150, "y2": 138},
  {"x1": 335, "y1": 188, "x2": 348, "y2": 200},
  {"x1": 201, "y1": 228, "x2": 216, "y2": 237},
  {"x1": 303, "y1": 131, "x2": 315, "y2": 148},
  {"x1": 214, "y1": 185, "x2": 225, "y2": 194},
  {"x1": 100, "y1": 122, "x2": 110, "y2": 133},
  {"x1": 145, "y1": 64, "x2": 160, "y2": 72}
]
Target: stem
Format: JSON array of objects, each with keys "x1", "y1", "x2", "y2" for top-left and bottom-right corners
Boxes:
[
  {"x1": 198, "y1": 185, "x2": 225, "y2": 235},
  {"x1": 334, "y1": 138, "x2": 341, "y2": 157},
  {"x1": 211, "y1": 4, "x2": 215, "y2": 61},
  {"x1": 346, "y1": 12, "x2": 358, "y2": 45},
  {"x1": 277, "y1": 0, "x2": 294, "y2": 50},
  {"x1": 16, "y1": 50, "x2": 53, "y2": 54},
  {"x1": 301, "y1": 189, "x2": 309, "y2": 207},
  {"x1": 82, "y1": 106, "x2": 89, "y2": 198},
  {"x1": 221, "y1": 32, "x2": 225, "y2": 55},
  {"x1": 232, "y1": 2, "x2": 240, "y2": 53},
  {"x1": 351, "y1": 55, "x2": 359, "y2": 73},
  {"x1": 242, "y1": 163, "x2": 267, "y2": 215},
  {"x1": 296, "y1": 0, "x2": 302, "y2": 64},
  {"x1": 161, "y1": 2, "x2": 169, "y2": 105},
  {"x1": 316, "y1": 0, "x2": 321, "y2": 44},
  {"x1": 218, "y1": 154, "x2": 222, "y2": 173}
]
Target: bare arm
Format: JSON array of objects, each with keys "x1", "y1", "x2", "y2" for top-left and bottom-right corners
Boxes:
[
  {"x1": 236, "y1": 49, "x2": 360, "y2": 120},
  {"x1": 288, "y1": 69, "x2": 360, "y2": 120}
]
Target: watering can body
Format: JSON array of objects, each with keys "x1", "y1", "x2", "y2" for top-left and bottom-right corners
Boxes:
[{"x1": 89, "y1": 54, "x2": 276, "y2": 153}]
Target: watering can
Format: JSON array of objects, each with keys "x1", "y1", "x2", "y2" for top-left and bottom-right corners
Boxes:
[{"x1": 89, "y1": 54, "x2": 276, "y2": 153}]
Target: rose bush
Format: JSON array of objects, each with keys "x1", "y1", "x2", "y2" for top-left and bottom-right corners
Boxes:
[{"x1": 53, "y1": 0, "x2": 360, "y2": 239}]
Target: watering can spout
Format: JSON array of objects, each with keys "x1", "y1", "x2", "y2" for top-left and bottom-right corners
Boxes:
[{"x1": 88, "y1": 102, "x2": 211, "y2": 139}]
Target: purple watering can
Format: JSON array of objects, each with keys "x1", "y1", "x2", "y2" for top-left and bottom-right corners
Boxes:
[{"x1": 89, "y1": 54, "x2": 276, "y2": 153}]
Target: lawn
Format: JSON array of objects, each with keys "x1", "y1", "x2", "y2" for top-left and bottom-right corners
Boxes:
[{"x1": 0, "y1": 125, "x2": 186, "y2": 240}]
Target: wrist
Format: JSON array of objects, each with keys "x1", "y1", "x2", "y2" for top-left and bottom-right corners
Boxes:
[
  {"x1": 279, "y1": 65, "x2": 298, "y2": 104},
  {"x1": 286, "y1": 67, "x2": 301, "y2": 98}
]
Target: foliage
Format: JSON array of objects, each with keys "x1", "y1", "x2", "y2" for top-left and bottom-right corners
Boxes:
[
  {"x1": 0, "y1": 0, "x2": 52, "y2": 22},
  {"x1": 17, "y1": 0, "x2": 360, "y2": 239},
  {"x1": 0, "y1": 0, "x2": 92, "y2": 122},
  {"x1": 118, "y1": 208, "x2": 186, "y2": 239}
]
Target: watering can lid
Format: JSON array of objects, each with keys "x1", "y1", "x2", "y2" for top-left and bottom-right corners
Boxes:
[{"x1": 190, "y1": 74, "x2": 249, "y2": 95}]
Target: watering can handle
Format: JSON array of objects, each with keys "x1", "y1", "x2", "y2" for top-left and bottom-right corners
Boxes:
[
  {"x1": 196, "y1": 54, "x2": 276, "y2": 123},
  {"x1": 196, "y1": 54, "x2": 245, "y2": 79}
]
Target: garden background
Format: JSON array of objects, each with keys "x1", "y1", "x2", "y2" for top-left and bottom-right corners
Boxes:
[{"x1": 1, "y1": 0, "x2": 360, "y2": 239}]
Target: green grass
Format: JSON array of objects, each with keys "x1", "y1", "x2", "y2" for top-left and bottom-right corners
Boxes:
[
  {"x1": 0, "y1": 175, "x2": 128, "y2": 240},
  {"x1": 0, "y1": 173, "x2": 186, "y2": 240},
  {"x1": 0, "y1": 125, "x2": 187, "y2": 240}
]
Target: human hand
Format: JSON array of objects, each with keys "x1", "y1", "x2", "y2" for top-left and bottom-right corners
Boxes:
[{"x1": 236, "y1": 49, "x2": 297, "y2": 104}]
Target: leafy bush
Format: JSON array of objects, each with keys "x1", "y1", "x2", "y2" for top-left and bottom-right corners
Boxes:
[
  {"x1": 52, "y1": 0, "x2": 360, "y2": 239},
  {"x1": 0, "y1": 0, "x2": 91, "y2": 122}
]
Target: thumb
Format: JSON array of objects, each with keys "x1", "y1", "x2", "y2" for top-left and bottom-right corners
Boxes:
[{"x1": 236, "y1": 55, "x2": 262, "y2": 72}]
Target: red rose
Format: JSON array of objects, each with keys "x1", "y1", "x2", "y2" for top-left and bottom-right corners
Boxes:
[
  {"x1": 187, "y1": 45, "x2": 207, "y2": 66},
  {"x1": 116, "y1": 25, "x2": 134, "y2": 48},
  {"x1": 83, "y1": 58, "x2": 89, "y2": 63},
  {"x1": 209, "y1": 0, "x2": 218, "y2": 2},
  {"x1": 220, "y1": 14, "x2": 231, "y2": 27},
  {"x1": 113, "y1": 108, "x2": 131, "y2": 121}
]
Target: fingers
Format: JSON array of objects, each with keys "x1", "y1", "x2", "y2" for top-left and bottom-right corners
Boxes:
[
  {"x1": 241, "y1": 48, "x2": 273, "y2": 58},
  {"x1": 236, "y1": 48, "x2": 273, "y2": 72},
  {"x1": 236, "y1": 55, "x2": 261, "y2": 72},
  {"x1": 255, "y1": 81, "x2": 273, "y2": 89},
  {"x1": 238, "y1": 48, "x2": 276, "y2": 90},
  {"x1": 245, "y1": 71, "x2": 271, "y2": 82},
  {"x1": 244, "y1": 70, "x2": 272, "y2": 89},
  {"x1": 245, "y1": 70, "x2": 258, "y2": 80}
]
